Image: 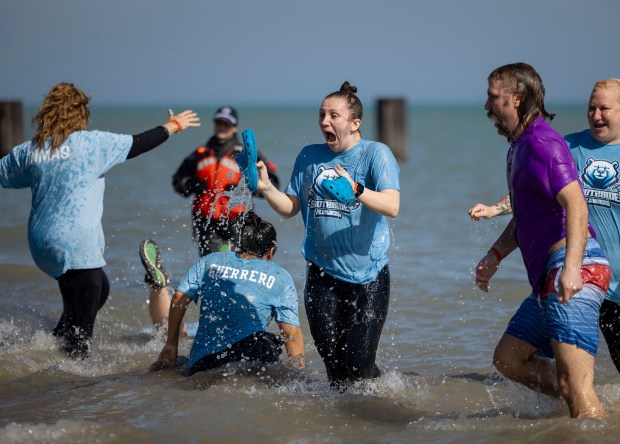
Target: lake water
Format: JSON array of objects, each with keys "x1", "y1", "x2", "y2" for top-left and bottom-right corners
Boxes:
[{"x1": 2, "y1": 104, "x2": 620, "y2": 443}]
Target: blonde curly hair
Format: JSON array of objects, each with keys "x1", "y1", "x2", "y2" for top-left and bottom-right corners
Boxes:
[{"x1": 32, "y1": 82, "x2": 90, "y2": 152}]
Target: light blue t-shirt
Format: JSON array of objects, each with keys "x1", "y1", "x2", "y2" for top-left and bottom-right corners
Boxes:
[
  {"x1": 284, "y1": 139, "x2": 400, "y2": 284},
  {"x1": 177, "y1": 252, "x2": 300, "y2": 369},
  {"x1": 0, "y1": 130, "x2": 132, "y2": 278},
  {"x1": 566, "y1": 129, "x2": 620, "y2": 303}
]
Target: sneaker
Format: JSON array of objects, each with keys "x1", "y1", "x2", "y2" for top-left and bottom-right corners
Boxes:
[{"x1": 139, "y1": 239, "x2": 169, "y2": 288}]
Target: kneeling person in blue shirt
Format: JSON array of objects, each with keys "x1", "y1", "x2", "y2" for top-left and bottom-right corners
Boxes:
[{"x1": 147, "y1": 212, "x2": 305, "y2": 374}]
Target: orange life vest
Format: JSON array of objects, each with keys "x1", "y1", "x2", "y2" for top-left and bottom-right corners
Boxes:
[{"x1": 192, "y1": 146, "x2": 245, "y2": 220}]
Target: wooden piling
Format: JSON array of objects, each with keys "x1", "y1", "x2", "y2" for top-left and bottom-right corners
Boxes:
[
  {"x1": 376, "y1": 98, "x2": 407, "y2": 161},
  {"x1": 0, "y1": 101, "x2": 24, "y2": 158}
]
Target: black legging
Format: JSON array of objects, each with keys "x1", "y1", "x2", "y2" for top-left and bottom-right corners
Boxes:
[
  {"x1": 53, "y1": 268, "x2": 110, "y2": 357},
  {"x1": 304, "y1": 263, "x2": 390, "y2": 388},
  {"x1": 600, "y1": 299, "x2": 620, "y2": 373}
]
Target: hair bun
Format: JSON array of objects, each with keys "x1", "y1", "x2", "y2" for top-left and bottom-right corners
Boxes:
[{"x1": 339, "y1": 81, "x2": 358, "y2": 94}]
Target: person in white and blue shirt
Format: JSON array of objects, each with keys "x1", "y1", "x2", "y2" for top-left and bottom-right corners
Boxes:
[
  {"x1": 149, "y1": 212, "x2": 305, "y2": 374},
  {"x1": 565, "y1": 78, "x2": 620, "y2": 373},
  {"x1": 0, "y1": 82, "x2": 200, "y2": 357},
  {"x1": 256, "y1": 81, "x2": 400, "y2": 388}
]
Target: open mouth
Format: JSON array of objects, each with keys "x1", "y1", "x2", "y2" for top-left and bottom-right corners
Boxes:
[
  {"x1": 594, "y1": 121, "x2": 607, "y2": 129},
  {"x1": 324, "y1": 131, "x2": 336, "y2": 143},
  {"x1": 487, "y1": 111, "x2": 501, "y2": 127}
]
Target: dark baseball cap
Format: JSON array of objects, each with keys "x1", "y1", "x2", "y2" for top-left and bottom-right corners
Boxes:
[{"x1": 213, "y1": 106, "x2": 238, "y2": 126}]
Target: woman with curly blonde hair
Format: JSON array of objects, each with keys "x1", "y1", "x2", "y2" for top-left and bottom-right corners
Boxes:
[{"x1": 0, "y1": 82, "x2": 200, "y2": 357}]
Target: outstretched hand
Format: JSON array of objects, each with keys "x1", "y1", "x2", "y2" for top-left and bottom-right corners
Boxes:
[
  {"x1": 468, "y1": 203, "x2": 498, "y2": 221},
  {"x1": 167, "y1": 109, "x2": 201, "y2": 132}
]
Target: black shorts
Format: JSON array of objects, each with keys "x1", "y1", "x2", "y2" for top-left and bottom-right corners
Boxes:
[{"x1": 187, "y1": 331, "x2": 283, "y2": 375}]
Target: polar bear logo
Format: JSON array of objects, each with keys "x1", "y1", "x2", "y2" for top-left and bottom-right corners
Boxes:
[{"x1": 582, "y1": 157, "x2": 620, "y2": 189}]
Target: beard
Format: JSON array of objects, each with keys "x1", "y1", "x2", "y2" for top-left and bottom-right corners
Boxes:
[{"x1": 487, "y1": 111, "x2": 512, "y2": 140}]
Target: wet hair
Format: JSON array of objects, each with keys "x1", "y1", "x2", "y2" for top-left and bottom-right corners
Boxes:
[
  {"x1": 488, "y1": 63, "x2": 555, "y2": 135},
  {"x1": 32, "y1": 82, "x2": 90, "y2": 152},
  {"x1": 324, "y1": 81, "x2": 364, "y2": 124},
  {"x1": 592, "y1": 78, "x2": 620, "y2": 100},
  {"x1": 236, "y1": 211, "x2": 277, "y2": 258}
]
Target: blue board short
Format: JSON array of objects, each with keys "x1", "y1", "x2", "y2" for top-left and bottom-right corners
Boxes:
[{"x1": 505, "y1": 238, "x2": 609, "y2": 358}]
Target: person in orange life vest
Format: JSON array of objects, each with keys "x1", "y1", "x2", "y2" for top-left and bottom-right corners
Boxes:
[{"x1": 172, "y1": 107, "x2": 279, "y2": 256}]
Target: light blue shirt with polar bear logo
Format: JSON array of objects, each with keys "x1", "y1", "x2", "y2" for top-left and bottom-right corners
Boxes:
[
  {"x1": 285, "y1": 139, "x2": 400, "y2": 284},
  {"x1": 0, "y1": 130, "x2": 132, "y2": 278},
  {"x1": 566, "y1": 129, "x2": 620, "y2": 303}
]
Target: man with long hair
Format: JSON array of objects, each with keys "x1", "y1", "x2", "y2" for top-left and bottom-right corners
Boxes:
[
  {"x1": 473, "y1": 64, "x2": 610, "y2": 418},
  {"x1": 470, "y1": 79, "x2": 620, "y2": 376}
]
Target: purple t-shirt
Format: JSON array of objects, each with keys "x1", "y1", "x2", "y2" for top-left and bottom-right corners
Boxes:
[{"x1": 508, "y1": 116, "x2": 591, "y2": 288}]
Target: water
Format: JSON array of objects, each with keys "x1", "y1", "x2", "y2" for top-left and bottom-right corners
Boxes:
[{"x1": 2, "y1": 104, "x2": 620, "y2": 443}]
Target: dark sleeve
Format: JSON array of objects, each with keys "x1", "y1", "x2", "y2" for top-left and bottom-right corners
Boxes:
[
  {"x1": 172, "y1": 152, "x2": 203, "y2": 197},
  {"x1": 126, "y1": 126, "x2": 169, "y2": 159}
]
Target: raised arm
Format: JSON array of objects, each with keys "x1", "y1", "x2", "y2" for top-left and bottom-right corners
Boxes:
[
  {"x1": 162, "y1": 109, "x2": 201, "y2": 136},
  {"x1": 127, "y1": 109, "x2": 201, "y2": 160},
  {"x1": 257, "y1": 160, "x2": 300, "y2": 218},
  {"x1": 277, "y1": 322, "x2": 305, "y2": 368},
  {"x1": 555, "y1": 181, "x2": 588, "y2": 303}
]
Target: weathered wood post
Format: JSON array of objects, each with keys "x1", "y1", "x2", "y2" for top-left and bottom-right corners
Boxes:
[
  {"x1": 0, "y1": 101, "x2": 24, "y2": 157},
  {"x1": 376, "y1": 98, "x2": 407, "y2": 161}
]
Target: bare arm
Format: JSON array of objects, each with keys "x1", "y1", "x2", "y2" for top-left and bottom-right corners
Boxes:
[
  {"x1": 277, "y1": 322, "x2": 305, "y2": 368},
  {"x1": 334, "y1": 165, "x2": 400, "y2": 218},
  {"x1": 468, "y1": 194, "x2": 512, "y2": 221},
  {"x1": 256, "y1": 161, "x2": 300, "y2": 218},
  {"x1": 358, "y1": 188, "x2": 400, "y2": 218},
  {"x1": 475, "y1": 218, "x2": 519, "y2": 292},
  {"x1": 150, "y1": 291, "x2": 191, "y2": 370},
  {"x1": 555, "y1": 181, "x2": 588, "y2": 303}
]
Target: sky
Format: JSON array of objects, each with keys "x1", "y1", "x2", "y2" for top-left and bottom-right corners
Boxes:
[{"x1": 1, "y1": 0, "x2": 619, "y2": 107}]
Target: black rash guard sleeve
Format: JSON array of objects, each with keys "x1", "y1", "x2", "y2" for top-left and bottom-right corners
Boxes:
[{"x1": 127, "y1": 126, "x2": 169, "y2": 159}]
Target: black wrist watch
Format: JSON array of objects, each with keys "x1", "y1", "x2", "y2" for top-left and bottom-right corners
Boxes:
[{"x1": 354, "y1": 182, "x2": 365, "y2": 198}]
